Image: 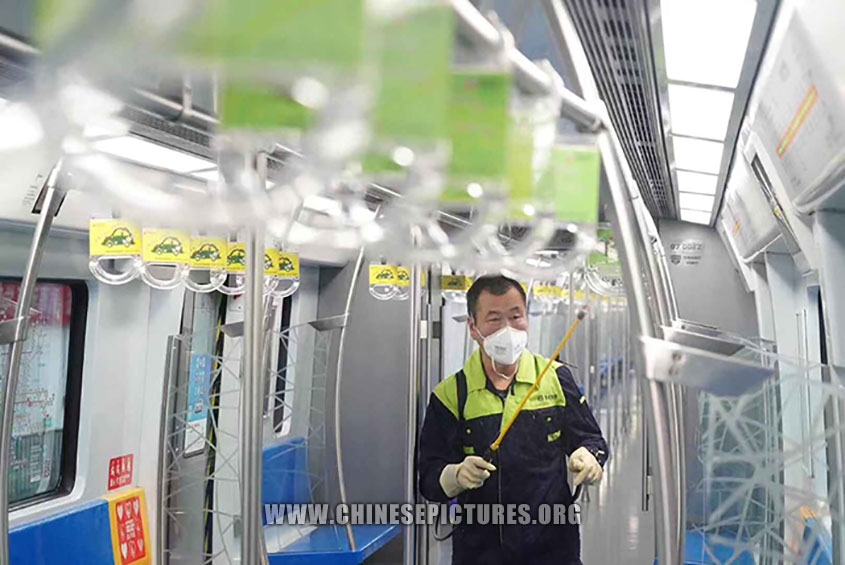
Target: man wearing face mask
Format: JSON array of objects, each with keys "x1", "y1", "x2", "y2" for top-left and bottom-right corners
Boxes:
[{"x1": 418, "y1": 275, "x2": 608, "y2": 565}]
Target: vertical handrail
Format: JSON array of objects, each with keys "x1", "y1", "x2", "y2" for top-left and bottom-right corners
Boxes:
[
  {"x1": 403, "y1": 264, "x2": 421, "y2": 565},
  {"x1": 636, "y1": 205, "x2": 686, "y2": 550},
  {"x1": 606, "y1": 299, "x2": 611, "y2": 444},
  {"x1": 823, "y1": 366, "x2": 845, "y2": 565},
  {"x1": 567, "y1": 271, "x2": 576, "y2": 366},
  {"x1": 653, "y1": 238, "x2": 680, "y2": 321},
  {"x1": 334, "y1": 246, "x2": 367, "y2": 552},
  {"x1": 417, "y1": 269, "x2": 434, "y2": 565},
  {"x1": 612, "y1": 298, "x2": 620, "y2": 442},
  {"x1": 240, "y1": 154, "x2": 269, "y2": 565},
  {"x1": 597, "y1": 130, "x2": 678, "y2": 564},
  {"x1": 622, "y1": 300, "x2": 631, "y2": 430},
  {"x1": 631, "y1": 195, "x2": 687, "y2": 551},
  {"x1": 0, "y1": 165, "x2": 64, "y2": 565},
  {"x1": 541, "y1": 1, "x2": 683, "y2": 558}
]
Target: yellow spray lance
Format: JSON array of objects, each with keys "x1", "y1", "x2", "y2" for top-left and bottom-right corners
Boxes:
[{"x1": 482, "y1": 307, "x2": 589, "y2": 496}]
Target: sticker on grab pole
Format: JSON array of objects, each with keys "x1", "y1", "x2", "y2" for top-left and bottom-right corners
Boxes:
[
  {"x1": 395, "y1": 266, "x2": 410, "y2": 287},
  {"x1": 108, "y1": 454, "x2": 134, "y2": 491},
  {"x1": 441, "y1": 274, "x2": 472, "y2": 291},
  {"x1": 369, "y1": 263, "x2": 397, "y2": 301},
  {"x1": 369, "y1": 264, "x2": 396, "y2": 284},
  {"x1": 107, "y1": 488, "x2": 150, "y2": 565},
  {"x1": 277, "y1": 251, "x2": 300, "y2": 279},
  {"x1": 189, "y1": 236, "x2": 227, "y2": 268},
  {"x1": 264, "y1": 248, "x2": 280, "y2": 276},
  {"x1": 141, "y1": 229, "x2": 190, "y2": 263},
  {"x1": 89, "y1": 219, "x2": 142, "y2": 256},
  {"x1": 226, "y1": 243, "x2": 247, "y2": 272}
]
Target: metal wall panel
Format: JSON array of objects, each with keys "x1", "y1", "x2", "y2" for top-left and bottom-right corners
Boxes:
[{"x1": 658, "y1": 219, "x2": 758, "y2": 337}]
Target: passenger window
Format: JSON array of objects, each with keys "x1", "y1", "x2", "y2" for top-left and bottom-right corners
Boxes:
[{"x1": 0, "y1": 281, "x2": 86, "y2": 506}]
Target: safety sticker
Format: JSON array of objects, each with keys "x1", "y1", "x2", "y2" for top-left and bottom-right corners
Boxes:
[
  {"x1": 395, "y1": 266, "x2": 410, "y2": 287},
  {"x1": 108, "y1": 454, "x2": 133, "y2": 491},
  {"x1": 441, "y1": 274, "x2": 471, "y2": 291},
  {"x1": 278, "y1": 252, "x2": 300, "y2": 279},
  {"x1": 189, "y1": 237, "x2": 227, "y2": 268},
  {"x1": 142, "y1": 229, "x2": 190, "y2": 263},
  {"x1": 264, "y1": 248, "x2": 280, "y2": 276},
  {"x1": 370, "y1": 264, "x2": 397, "y2": 285},
  {"x1": 532, "y1": 285, "x2": 561, "y2": 297},
  {"x1": 89, "y1": 219, "x2": 142, "y2": 256},
  {"x1": 107, "y1": 488, "x2": 150, "y2": 565},
  {"x1": 226, "y1": 243, "x2": 246, "y2": 272}
]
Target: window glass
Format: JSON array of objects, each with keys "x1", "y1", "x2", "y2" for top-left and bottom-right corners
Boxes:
[{"x1": 0, "y1": 282, "x2": 77, "y2": 504}]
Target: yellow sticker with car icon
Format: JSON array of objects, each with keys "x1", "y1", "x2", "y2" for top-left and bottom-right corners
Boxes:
[
  {"x1": 532, "y1": 284, "x2": 559, "y2": 297},
  {"x1": 278, "y1": 252, "x2": 300, "y2": 279},
  {"x1": 142, "y1": 229, "x2": 190, "y2": 263},
  {"x1": 189, "y1": 237, "x2": 227, "y2": 268},
  {"x1": 369, "y1": 264, "x2": 397, "y2": 284},
  {"x1": 395, "y1": 266, "x2": 410, "y2": 287},
  {"x1": 441, "y1": 274, "x2": 472, "y2": 291},
  {"x1": 226, "y1": 243, "x2": 247, "y2": 272},
  {"x1": 90, "y1": 219, "x2": 142, "y2": 256},
  {"x1": 264, "y1": 248, "x2": 280, "y2": 276}
]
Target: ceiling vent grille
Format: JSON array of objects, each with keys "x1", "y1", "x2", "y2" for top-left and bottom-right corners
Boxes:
[{"x1": 564, "y1": 0, "x2": 675, "y2": 218}]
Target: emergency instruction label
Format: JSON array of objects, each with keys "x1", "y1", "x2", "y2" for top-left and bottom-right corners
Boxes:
[{"x1": 108, "y1": 454, "x2": 134, "y2": 491}]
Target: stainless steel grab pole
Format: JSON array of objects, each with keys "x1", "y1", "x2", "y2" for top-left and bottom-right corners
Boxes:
[
  {"x1": 567, "y1": 272, "x2": 576, "y2": 366},
  {"x1": 333, "y1": 204, "x2": 386, "y2": 552},
  {"x1": 452, "y1": 0, "x2": 602, "y2": 125},
  {"x1": 334, "y1": 245, "x2": 369, "y2": 553},
  {"x1": 417, "y1": 270, "x2": 434, "y2": 565},
  {"x1": 635, "y1": 200, "x2": 686, "y2": 553},
  {"x1": 598, "y1": 131, "x2": 679, "y2": 564},
  {"x1": 0, "y1": 166, "x2": 65, "y2": 565},
  {"x1": 403, "y1": 264, "x2": 421, "y2": 565},
  {"x1": 240, "y1": 154, "x2": 269, "y2": 565},
  {"x1": 541, "y1": 6, "x2": 677, "y2": 551}
]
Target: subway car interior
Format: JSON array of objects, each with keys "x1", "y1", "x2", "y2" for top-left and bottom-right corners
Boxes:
[{"x1": 0, "y1": 0, "x2": 843, "y2": 563}]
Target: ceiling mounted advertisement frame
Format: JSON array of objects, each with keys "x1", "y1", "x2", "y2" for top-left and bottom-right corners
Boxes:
[{"x1": 749, "y1": 10, "x2": 845, "y2": 215}]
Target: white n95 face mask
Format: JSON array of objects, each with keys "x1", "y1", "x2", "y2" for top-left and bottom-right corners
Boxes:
[{"x1": 481, "y1": 326, "x2": 528, "y2": 366}]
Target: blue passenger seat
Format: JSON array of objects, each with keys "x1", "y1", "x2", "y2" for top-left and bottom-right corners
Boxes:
[{"x1": 263, "y1": 436, "x2": 399, "y2": 564}]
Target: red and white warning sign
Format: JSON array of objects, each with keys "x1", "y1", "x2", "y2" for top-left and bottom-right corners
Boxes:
[
  {"x1": 108, "y1": 454, "x2": 133, "y2": 491},
  {"x1": 115, "y1": 496, "x2": 147, "y2": 563},
  {"x1": 107, "y1": 489, "x2": 150, "y2": 565}
]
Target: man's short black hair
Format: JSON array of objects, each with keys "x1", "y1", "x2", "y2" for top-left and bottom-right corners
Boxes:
[{"x1": 466, "y1": 275, "x2": 527, "y2": 320}]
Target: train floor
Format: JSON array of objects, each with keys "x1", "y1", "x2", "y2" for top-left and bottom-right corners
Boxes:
[{"x1": 580, "y1": 399, "x2": 656, "y2": 564}]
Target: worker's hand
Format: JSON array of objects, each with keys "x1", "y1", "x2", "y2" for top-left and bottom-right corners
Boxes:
[
  {"x1": 568, "y1": 447, "x2": 602, "y2": 487},
  {"x1": 439, "y1": 456, "x2": 497, "y2": 497}
]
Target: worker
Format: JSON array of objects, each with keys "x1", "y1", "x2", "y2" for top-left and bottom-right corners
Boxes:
[{"x1": 418, "y1": 275, "x2": 608, "y2": 564}]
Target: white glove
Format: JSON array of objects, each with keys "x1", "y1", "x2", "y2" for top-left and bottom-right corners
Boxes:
[
  {"x1": 439, "y1": 456, "x2": 497, "y2": 497},
  {"x1": 568, "y1": 446, "x2": 603, "y2": 487}
]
